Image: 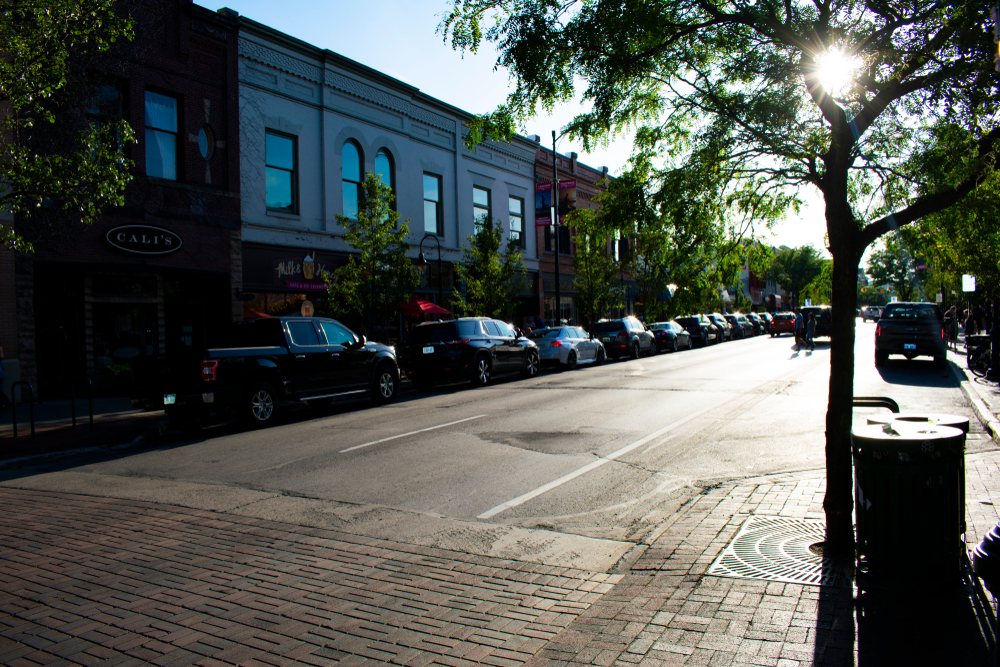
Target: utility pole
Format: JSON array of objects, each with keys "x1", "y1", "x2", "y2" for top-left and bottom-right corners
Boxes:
[{"x1": 552, "y1": 130, "x2": 560, "y2": 326}]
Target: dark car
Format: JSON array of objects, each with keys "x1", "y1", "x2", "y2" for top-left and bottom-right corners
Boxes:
[
  {"x1": 724, "y1": 314, "x2": 752, "y2": 339},
  {"x1": 647, "y1": 321, "x2": 692, "y2": 352},
  {"x1": 874, "y1": 302, "x2": 946, "y2": 366},
  {"x1": 747, "y1": 312, "x2": 767, "y2": 335},
  {"x1": 675, "y1": 315, "x2": 718, "y2": 347},
  {"x1": 591, "y1": 317, "x2": 656, "y2": 359},
  {"x1": 402, "y1": 317, "x2": 540, "y2": 388},
  {"x1": 707, "y1": 313, "x2": 732, "y2": 341},
  {"x1": 799, "y1": 306, "x2": 833, "y2": 338}
]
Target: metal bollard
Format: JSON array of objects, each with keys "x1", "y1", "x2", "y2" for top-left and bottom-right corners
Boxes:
[
  {"x1": 972, "y1": 523, "x2": 1000, "y2": 666},
  {"x1": 10, "y1": 381, "x2": 35, "y2": 440}
]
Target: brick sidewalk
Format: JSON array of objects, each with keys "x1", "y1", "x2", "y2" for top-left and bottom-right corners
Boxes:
[{"x1": 0, "y1": 488, "x2": 620, "y2": 666}]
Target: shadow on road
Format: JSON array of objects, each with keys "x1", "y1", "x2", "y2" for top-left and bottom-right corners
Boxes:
[{"x1": 875, "y1": 358, "x2": 961, "y2": 388}]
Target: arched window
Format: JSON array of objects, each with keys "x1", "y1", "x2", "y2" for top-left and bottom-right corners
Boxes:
[
  {"x1": 375, "y1": 149, "x2": 395, "y2": 214},
  {"x1": 342, "y1": 140, "x2": 362, "y2": 219}
]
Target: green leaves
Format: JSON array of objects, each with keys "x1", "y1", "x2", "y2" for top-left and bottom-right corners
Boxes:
[
  {"x1": 325, "y1": 174, "x2": 419, "y2": 339},
  {"x1": 1, "y1": 0, "x2": 135, "y2": 250},
  {"x1": 452, "y1": 214, "x2": 528, "y2": 321}
]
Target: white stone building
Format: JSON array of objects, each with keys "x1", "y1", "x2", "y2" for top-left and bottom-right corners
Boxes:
[{"x1": 235, "y1": 17, "x2": 538, "y2": 333}]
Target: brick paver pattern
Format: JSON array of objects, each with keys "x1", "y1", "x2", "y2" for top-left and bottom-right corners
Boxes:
[{"x1": 0, "y1": 489, "x2": 620, "y2": 666}]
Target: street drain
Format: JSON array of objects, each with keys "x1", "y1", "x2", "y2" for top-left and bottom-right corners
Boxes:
[{"x1": 706, "y1": 516, "x2": 853, "y2": 588}]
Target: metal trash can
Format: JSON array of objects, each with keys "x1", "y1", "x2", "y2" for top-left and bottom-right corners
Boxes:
[{"x1": 853, "y1": 421, "x2": 967, "y2": 579}]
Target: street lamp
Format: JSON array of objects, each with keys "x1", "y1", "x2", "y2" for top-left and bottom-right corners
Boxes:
[{"x1": 417, "y1": 233, "x2": 444, "y2": 312}]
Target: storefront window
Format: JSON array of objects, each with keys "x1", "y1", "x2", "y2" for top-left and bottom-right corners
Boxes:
[{"x1": 92, "y1": 274, "x2": 157, "y2": 296}]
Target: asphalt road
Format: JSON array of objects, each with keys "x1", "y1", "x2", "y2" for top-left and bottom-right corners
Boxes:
[{"x1": 2, "y1": 319, "x2": 990, "y2": 572}]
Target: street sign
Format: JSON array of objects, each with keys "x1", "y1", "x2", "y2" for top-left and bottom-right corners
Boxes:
[{"x1": 963, "y1": 274, "x2": 977, "y2": 292}]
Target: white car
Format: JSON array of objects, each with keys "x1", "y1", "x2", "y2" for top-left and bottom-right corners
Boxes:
[
  {"x1": 862, "y1": 306, "x2": 882, "y2": 323},
  {"x1": 528, "y1": 326, "x2": 606, "y2": 370}
]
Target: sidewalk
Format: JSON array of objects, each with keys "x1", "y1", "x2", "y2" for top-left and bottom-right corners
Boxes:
[{"x1": 1, "y1": 346, "x2": 999, "y2": 665}]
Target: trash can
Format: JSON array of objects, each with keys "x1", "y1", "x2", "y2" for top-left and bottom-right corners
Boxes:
[{"x1": 853, "y1": 421, "x2": 967, "y2": 579}]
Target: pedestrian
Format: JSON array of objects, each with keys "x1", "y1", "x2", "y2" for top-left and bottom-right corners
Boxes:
[
  {"x1": 945, "y1": 305, "x2": 959, "y2": 352},
  {"x1": 806, "y1": 314, "x2": 817, "y2": 351},
  {"x1": 793, "y1": 310, "x2": 804, "y2": 351},
  {"x1": 964, "y1": 309, "x2": 978, "y2": 341},
  {"x1": 974, "y1": 302, "x2": 987, "y2": 333}
]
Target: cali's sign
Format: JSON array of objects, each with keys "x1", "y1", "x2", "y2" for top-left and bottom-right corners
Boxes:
[{"x1": 106, "y1": 225, "x2": 183, "y2": 255}]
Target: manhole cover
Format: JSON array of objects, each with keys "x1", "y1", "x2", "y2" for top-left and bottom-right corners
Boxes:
[{"x1": 706, "y1": 516, "x2": 853, "y2": 587}]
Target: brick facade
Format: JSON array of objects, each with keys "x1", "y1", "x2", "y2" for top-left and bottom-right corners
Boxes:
[{"x1": 11, "y1": 0, "x2": 240, "y2": 396}]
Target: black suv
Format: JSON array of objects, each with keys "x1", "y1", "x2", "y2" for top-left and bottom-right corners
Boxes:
[
  {"x1": 798, "y1": 306, "x2": 833, "y2": 338},
  {"x1": 675, "y1": 315, "x2": 717, "y2": 347},
  {"x1": 402, "y1": 318, "x2": 539, "y2": 388},
  {"x1": 874, "y1": 302, "x2": 946, "y2": 366},
  {"x1": 591, "y1": 317, "x2": 656, "y2": 359}
]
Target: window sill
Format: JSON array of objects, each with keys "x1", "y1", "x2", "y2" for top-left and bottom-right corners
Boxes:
[{"x1": 266, "y1": 210, "x2": 301, "y2": 221}]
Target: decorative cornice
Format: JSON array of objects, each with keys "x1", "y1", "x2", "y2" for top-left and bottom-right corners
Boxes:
[{"x1": 240, "y1": 39, "x2": 456, "y2": 134}]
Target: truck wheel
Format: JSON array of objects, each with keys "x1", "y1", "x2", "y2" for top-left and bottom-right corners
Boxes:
[
  {"x1": 371, "y1": 363, "x2": 398, "y2": 404},
  {"x1": 472, "y1": 355, "x2": 492, "y2": 386},
  {"x1": 245, "y1": 382, "x2": 278, "y2": 427},
  {"x1": 874, "y1": 350, "x2": 888, "y2": 367}
]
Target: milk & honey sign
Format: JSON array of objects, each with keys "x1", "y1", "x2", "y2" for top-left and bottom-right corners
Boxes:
[{"x1": 273, "y1": 254, "x2": 331, "y2": 290}]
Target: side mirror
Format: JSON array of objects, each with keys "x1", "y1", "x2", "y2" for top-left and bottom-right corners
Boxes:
[{"x1": 352, "y1": 334, "x2": 367, "y2": 348}]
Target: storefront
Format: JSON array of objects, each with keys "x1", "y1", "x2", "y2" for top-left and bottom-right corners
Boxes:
[
  {"x1": 30, "y1": 220, "x2": 239, "y2": 397},
  {"x1": 240, "y1": 242, "x2": 341, "y2": 319}
]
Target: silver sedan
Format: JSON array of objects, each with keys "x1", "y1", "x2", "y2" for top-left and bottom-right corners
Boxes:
[{"x1": 528, "y1": 326, "x2": 606, "y2": 370}]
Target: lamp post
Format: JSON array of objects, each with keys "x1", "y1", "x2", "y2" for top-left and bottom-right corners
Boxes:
[
  {"x1": 552, "y1": 130, "x2": 561, "y2": 327},
  {"x1": 417, "y1": 233, "x2": 443, "y2": 315}
]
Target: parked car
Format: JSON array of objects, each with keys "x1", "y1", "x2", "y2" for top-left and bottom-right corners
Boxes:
[
  {"x1": 746, "y1": 312, "x2": 765, "y2": 336},
  {"x1": 529, "y1": 326, "x2": 606, "y2": 369},
  {"x1": 769, "y1": 312, "x2": 796, "y2": 337},
  {"x1": 675, "y1": 315, "x2": 718, "y2": 347},
  {"x1": 707, "y1": 313, "x2": 732, "y2": 341},
  {"x1": 874, "y1": 302, "x2": 946, "y2": 366},
  {"x1": 591, "y1": 317, "x2": 656, "y2": 359},
  {"x1": 134, "y1": 316, "x2": 399, "y2": 429},
  {"x1": 798, "y1": 306, "x2": 833, "y2": 338},
  {"x1": 725, "y1": 314, "x2": 753, "y2": 339},
  {"x1": 402, "y1": 317, "x2": 540, "y2": 389},
  {"x1": 647, "y1": 321, "x2": 692, "y2": 352},
  {"x1": 862, "y1": 305, "x2": 882, "y2": 323},
  {"x1": 758, "y1": 312, "x2": 773, "y2": 333}
]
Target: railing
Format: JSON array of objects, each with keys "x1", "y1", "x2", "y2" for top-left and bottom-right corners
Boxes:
[
  {"x1": 10, "y1": 381, "x2": 35, "y2": 439},
  {"x1": 852, "y1": 396, "x2": 900, "y2": 413},
  {"x1": 70, "y1": 376, "x2": 94, "y2": 431}
]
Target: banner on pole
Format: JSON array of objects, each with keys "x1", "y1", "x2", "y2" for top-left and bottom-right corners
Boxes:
[{"x1": 535, "y1": 180, "x2": 577, "y2": 226}]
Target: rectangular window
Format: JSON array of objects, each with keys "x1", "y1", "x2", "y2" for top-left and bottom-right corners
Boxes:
[
  {"x1": 423, "y1": 173, "x2": 443, "y2": 235},
  {"x1": 544, "y1": 225, "x2": 571, "y2": 254},
  {"x1": 473, "y1": 186, "x2": 491, "y2": 235},
  {"x1": 265, "y1": 131, "x2": 297, "y2": 213},
  {"x1": 144, "y1": 90, "x2": 178, "y2": 180},
  {"x1": 509, "y1": 196, "x2": 524, "y2": 248}
]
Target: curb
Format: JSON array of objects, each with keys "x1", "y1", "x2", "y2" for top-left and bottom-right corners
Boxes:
[
  {"x1": 0, "y1": 425, "x2": 165, "y2": 471},
  {"x1": 949, "y1": 357, "x2": 1000, "y2": 445}
]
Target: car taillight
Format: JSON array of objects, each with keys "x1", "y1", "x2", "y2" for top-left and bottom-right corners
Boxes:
[
  {"x1": 617, "y1": 331, "x2": 628, "y2": 339},
  {"x1": 551, "y1": 340, "x2": 562, "y2": 347},
  {"x1": 875, "y1": 324, "x2": 881, "y2": 337},
  {"x1": 444, "y1": 339, "x2": 470, "y2": 346},
  {"x1": 201, "y1": 359, "x2": 219, "y2": 381},
  {"x1": 941, "y1": 327, "x2": 945, "y2": 340}
]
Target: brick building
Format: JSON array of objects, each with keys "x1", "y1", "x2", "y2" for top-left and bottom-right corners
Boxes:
[
  {"x1": 532, "y1": 142, "x2": 612, "y2": 327},
  {"x1": 8, "y1": 0, "x2": 241, "y2": 397}
]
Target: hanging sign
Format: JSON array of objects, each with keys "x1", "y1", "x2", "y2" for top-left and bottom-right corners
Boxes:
[
  {"x1": 535, "y1": 180, "x2": 577, "y2": 226},
  {"x1": 963, "y1": 274, "x2": 977, "y2": 292},
  {"x1": 106, "y1": 225, "x2": 183, "y2": 255}
]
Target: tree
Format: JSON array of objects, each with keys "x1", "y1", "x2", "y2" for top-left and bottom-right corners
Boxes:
[
  {"x1": 453, "y1": 215, "x2": 528, "y2": 320},
  {"x1": 568, "y1": 209, "x2": 621, "y2": 327},
  {"x1": 867, "y1": 235, "x2": 920, "y2": 302},
  {"x1": 325, "y1": 173, "x2": 418, "y2": 340},
  {"x1": 2, "y1": 0, "x2": 136, "y2": 252},
  {"x1": 769, "y1": 246, "x2": 827, "y2": 308},
  {"x1": 441, "y1": 0, "x2": 1000, "y2": 554}
]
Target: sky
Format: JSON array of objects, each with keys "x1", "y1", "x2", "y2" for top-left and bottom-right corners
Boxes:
[{"x1": 219, "y1": 0, "x2": 832, "y2": 257}]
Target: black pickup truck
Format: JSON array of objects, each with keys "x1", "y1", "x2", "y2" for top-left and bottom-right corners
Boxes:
[
  {"x1": 133, "y1": 316, "x2": 399, "y2": 429},
  {"x1": 874, "y1": 302, "x2": 946, "y2": 366}
]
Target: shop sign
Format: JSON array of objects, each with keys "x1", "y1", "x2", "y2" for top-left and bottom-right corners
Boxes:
[
  {"x1": 273, "y1": 254, "x2": 332, "y2": 290},
  {"x1": 106, "y1": 225, "x2": 183, "y2": 255},
  {"x1": 300, "y1": 300, "x2": 314, "y2": 317}
]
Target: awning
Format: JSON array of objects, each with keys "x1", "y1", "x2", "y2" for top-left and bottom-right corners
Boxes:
[
  {"x1": 399, "y1": 296, "x2": 451, "y2": 316},
  {"x1": 243, "y1": 306, "x2": 272, "y2": 319}
]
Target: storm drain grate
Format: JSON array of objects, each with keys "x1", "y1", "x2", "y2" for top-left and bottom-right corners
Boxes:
[{"x1": 706, "y1": 516, "x2": 853, "y2": 588}]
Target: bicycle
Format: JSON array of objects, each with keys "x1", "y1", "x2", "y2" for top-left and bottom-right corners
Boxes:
[{"x1": 968, "y1": 338, "x2": 992, "y2": 378}]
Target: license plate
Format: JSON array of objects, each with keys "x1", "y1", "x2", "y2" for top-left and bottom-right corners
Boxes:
[
  {"x1": 602, "y1": 337, "x2": 611, "y2": 342},
  {"x1": 163, "y1": 394, "x2": 176, "y2": 405},
  {"x1": 422, "y1": 346, "x2": 435, "y2": 354},
  {"x1": 904, "y1": 343, "x2": 916, "y2": 350}
]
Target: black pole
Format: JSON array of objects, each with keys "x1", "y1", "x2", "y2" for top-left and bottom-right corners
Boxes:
[
  {"x1": 436, "y1": 238, "x2": 443, "y2": 312},
  {"x1": 552, "y1": 130, "x2": 560, "y2": 326}
]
